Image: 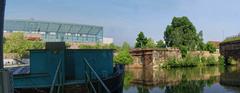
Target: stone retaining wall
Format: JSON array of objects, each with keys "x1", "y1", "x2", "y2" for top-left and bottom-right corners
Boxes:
[{"x1": 127, "y1": 48, "x2": 181, "y2": 68}]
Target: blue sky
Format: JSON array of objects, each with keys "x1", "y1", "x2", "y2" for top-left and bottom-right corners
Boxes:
[{"x1": 5, "y1": 0, "x2": 240, "y2": 45}]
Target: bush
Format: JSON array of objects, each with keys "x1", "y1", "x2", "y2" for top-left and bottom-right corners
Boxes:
[
  {"x1": 114, "y1": 50, "x2": 133, "y2": 64},
  {"x1": 205, "y1": 42, "x2": 216, "y2": 53},
  {"x1": 227, "y1": 57, "x2": 237, "y2": 65},
  {"x1": 180, "y1": 46, "x2": 188, "y2": 58},
  {"x1": 162, "y1": 55, "x2": 222, "y2": 68},
  {"x1": 205, "y1": 56, "x2": 217, "y2": 66},
  {"x1": 4, "y1": 32, "x2": 44, "y2": 58},
  {"x1": 218, "y1": 56, "x2": 225, "y2": 65}
]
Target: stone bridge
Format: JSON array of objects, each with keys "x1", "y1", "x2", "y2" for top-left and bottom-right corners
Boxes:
[{"x1": 220, "y1": 40, "x2": 240, "y2": 63}]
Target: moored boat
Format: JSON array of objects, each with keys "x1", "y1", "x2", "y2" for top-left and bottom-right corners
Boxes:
[{"x1": 12, "y1": 42, "x2": 125, "y2": 93}]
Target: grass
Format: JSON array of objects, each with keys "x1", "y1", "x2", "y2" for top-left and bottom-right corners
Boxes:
[
  {"x1": 223, "y1": 36, "x2": 240, "y2": 43},
  {"x1": 161, "y1": 55, "x2": 224, "y2": 68}
]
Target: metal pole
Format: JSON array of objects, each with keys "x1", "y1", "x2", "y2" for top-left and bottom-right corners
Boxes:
[
  {"x1": 0, "y1": 0, "x2": 6, "y2": 69},
  {"x1": 0, "y1": 0, "x2": 6, "y2": 93}
]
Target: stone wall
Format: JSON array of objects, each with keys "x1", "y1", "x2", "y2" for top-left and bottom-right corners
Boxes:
[
  {"x1": 127, "y1": 48, "x2": 181, "y2": 68},
  {"x1": 189, "y1": 51, "x2": 220, "y2": 61},
  {"x1": 152, "y1": 48, "x2": 181, "y2": 68}
]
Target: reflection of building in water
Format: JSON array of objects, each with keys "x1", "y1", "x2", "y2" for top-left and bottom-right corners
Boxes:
[
  {"x1": 127, "y1": 48, "x2": 181, "y2": 68},
  {"x1": 127, "y1": 67, "x2": 221, "y2": 87},
  {"x1": 220, "y1": 66, "x2": 240, "y2": 86}
]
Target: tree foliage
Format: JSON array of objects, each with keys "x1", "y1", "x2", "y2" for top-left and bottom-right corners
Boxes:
[
  {"x1": 121, "y1": 41, "x2": 131, "y2": 51},
  {"x1": 135, "y1": 32, "x2": 148, "y2": 48},
  {"x1": 114, "y1": 50, "x2": 133, "y2": 64},
  {"x1": 164, "y1": 16, "x2": 203, "y2": 50},
  {"x1": 205, "y1": 42, "x2": 216, "y2": 53},
  {"x1": 156, "y1": 40, "x2": 166, "y2": 48},
  {"x1": 4, "y1": 32, "x2": 44, "y2": 58},
  {"x1": 146, "y1": 38, "x2": 156, "y2": 48}
]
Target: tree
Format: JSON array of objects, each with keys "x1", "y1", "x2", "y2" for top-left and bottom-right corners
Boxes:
[
  {"x1": 205, "y1": 42, "x2": 216, "y2": 53},
  {"x1": 146, "y1": 38, "x2": 156, "y2": 48},
  {"x1": 114, "y1": 50, "x2": 133, "y2": 64},
  {"x1": 121, "y1": 41, "x2": 131, "y2": 51},
  {"x1": 156, "y1": 40, "x2": 166, "y2": 48},
  {"x1": 196, "y1": 30, "x2": 205, "y2": 50},
  {"x1": 164, "y1": 16, "x2": 203, "y2": 50},
  {"x1": 4, "y1": 32, "x2": 44, "y2": 58},
  {"x1": 135, "y1": 32, "x2": 148, "y2": 48}
]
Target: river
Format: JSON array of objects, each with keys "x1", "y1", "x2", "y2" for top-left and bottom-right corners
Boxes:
[{"x1": 123, "y1": 66, "x2": 240, "y2": 93}]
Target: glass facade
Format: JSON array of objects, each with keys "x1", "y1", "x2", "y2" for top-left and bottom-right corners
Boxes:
[{"x1": 4, "y1": 19, "x2": 103, "y2": 43}]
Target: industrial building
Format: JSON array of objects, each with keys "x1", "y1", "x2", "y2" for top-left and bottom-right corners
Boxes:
[{"x1": 4, "y1": 19, "x2": 104, "y2": 43}]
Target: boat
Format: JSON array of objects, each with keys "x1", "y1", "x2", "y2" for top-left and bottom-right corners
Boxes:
[{"x1": 11, "y1": 42, "x2": 125, "y2": 93}]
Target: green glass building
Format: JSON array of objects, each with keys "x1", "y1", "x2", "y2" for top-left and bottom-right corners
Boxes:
[{"x1": 4, "y1": 19, "x2": 103, "y2": 43}]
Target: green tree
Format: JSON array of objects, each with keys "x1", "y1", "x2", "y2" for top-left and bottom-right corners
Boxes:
[
  {"x1": 4, "y1": 32, "x2": 44, "y2": 58},
  {"x1": 114, "y1": 50, "x2": 133, "y2": 64},
  {"x1": 156, "y1": 40, "x2": 166, "y2": 48},
  {"x1": 121, "y1": 41, "x2": 131, "y2": 51},
  {"x1": 205, "y1": 42, "x2": 216, "y2": 53},
  {"x1": 196, "y1": 31, "x2": 206, "y2": 50},
  {"x1": 146, "y1": 38, "x2": 156, "y2": 48},
  {"x1": 135, "y1": 32, "x2": 148, "y2": 48},
  {"x1": 108, "y1": 43, "x2": 121, "y2": 50},
  {"x1": 164, "y1": 16, "x2": 203, "y2": 50},
  {"x1": 179, "y1": 45, "x2": 188, "y2": 58}
]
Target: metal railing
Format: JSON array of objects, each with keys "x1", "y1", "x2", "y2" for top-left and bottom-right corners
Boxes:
[
  {"x1": 83, "y1": 58, "x2": 111, "y2": 93},
  {"x1": 50, "y1": 59, "x2": 64, "y2": 93}
]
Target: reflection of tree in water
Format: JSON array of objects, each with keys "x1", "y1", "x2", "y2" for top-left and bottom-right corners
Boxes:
[
  {"x1": 220, "y1": 66, "x2": 240, "y2": 88},
  {"x1": 164, "y1": 75, "x2": 217, "y2": 93},
  {"x1": 137, "y1": 86, "x2": 150, "y2": 93},
  {"x1": 123, "y1": 71, "x2": 134, "y2": 90},
  {"x1": 124, "y1": 66, "x2": 222, "y2": 93},
  {"x1": 165, "y1": 80, "x2": 205, "y2": 93}
]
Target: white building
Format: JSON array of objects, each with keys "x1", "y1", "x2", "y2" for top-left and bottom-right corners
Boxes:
[{"x1": 103, "y1": 37, "x2": 114, "y2": 44}]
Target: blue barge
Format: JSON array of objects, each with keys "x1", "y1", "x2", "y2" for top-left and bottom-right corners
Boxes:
[{"x1": 12, "y1": 42, "x2": 125, "y2": 93}]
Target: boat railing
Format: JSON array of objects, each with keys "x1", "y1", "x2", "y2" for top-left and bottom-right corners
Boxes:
[
  {"x1": 50, "y1": 59, "x2": 64, "y2": 93},
  {"x1": 83, "y1": 58, "x2": 111, "y2": 93}
]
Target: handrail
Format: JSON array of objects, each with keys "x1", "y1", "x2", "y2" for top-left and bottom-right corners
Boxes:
[
  {"x1": 49, "y1": 59, "x2": 62, "y2": 93},
  {"x1": 85, "y1": 72, "x2": 97, "y2": 93},
  {"x1": 83, "y1": 58, "x2": 111, "y2": 93}
]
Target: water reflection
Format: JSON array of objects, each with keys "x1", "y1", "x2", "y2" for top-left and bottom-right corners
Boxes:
[
  {"x1": 123, "y1": 66, "x2": 240, "y2": 93},
  {"x1": 220, "y1": 66, "x2": 240, "y2": 87}
]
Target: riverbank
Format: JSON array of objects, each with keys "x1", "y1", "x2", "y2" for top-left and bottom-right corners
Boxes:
[
  {"x1": 161, "y1": 55, "x2": 238, "y2": 68},
  {"x1": 161, "y1": 55, "x2": 224, "y2": 68}
]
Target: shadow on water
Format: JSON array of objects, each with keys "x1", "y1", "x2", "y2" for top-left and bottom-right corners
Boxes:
[
  {"x1": 123, "y1": 66, "x2": 240, "y2": 93},
  {"x1": 220, "y1": 66, "x2": 240, "y2": 87}
]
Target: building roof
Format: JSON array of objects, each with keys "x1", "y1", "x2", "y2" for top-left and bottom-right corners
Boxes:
[{"x1": 4, "y1": 19, "x2": 103, "y2": 35}]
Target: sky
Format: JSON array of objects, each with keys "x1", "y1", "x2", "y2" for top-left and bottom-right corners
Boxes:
[{"x1": 4, "y1": 0, "x2": 240, "y2": 45}]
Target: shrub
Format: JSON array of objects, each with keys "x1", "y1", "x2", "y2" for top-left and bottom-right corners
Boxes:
[
  {"x1": 162, "y1": 55, "x2": 222, "y2": 68},
  {"x1": 205, "y1": 56, "x2": 217, "y2": 66},
  {"x1": 227, "y1": 57, "x2": 237, "y2": 65},
  {"x1": 180, "y1": 46, "x2": 188, "y2": 58},
  {"x1": 218, "y1": 56, "x2": 225, "y2": 65},
  {"x1": 205, "y1": 42, "x2": 216, "y2": 53},
  {"x1": 114, "y1": 50, "x2": 133, "y2": 64}
]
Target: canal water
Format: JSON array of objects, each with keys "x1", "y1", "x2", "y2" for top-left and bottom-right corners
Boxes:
[{"x1": 123, "y1": 66, "x2": 240, "y2": 93}]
